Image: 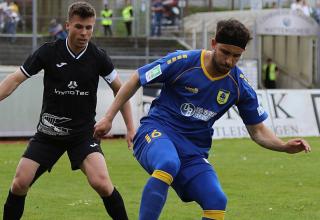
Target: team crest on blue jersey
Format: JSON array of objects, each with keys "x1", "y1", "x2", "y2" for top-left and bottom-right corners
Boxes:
[
  {"x1": 146, "y1": 64, "x2": 162, "y2": 82},
  {"x1": 217, "y1": 89, "x2": 230, "y2": 105}
]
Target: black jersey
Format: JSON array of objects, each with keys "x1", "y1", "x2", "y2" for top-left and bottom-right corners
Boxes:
[{"x1": 20, "y1": 39, "x2": 117, "y2": 139}]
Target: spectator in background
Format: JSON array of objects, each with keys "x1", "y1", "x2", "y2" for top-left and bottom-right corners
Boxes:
[
  {"x1": 4, "y1": 8, "x2": 19, "y2": 43},
  {"x1": 312, "y1": 0, "x2": 320, "y2": 23},
  {"x1": 8, "y1": 1, "x2": 19, "y2": 14},
  {"x1": 301, "y1": 0, "x2": 311, "y2": 16},
  {"x1": 291, "y1": 0, "x2": 311, "y2": 16},
  {"x1": 291, "y1": 0, "x2": 303, "y2": 12},
  {"x1": 122, "y1": 0, "x2": 133, "y2": 36},
  {"x1": 262, "y1": 58, "x2": 278, "y2": 89},
  {"x1": 48, "y1": 19, "x2": 67, "y2": 40},
  {"x1": 101, "y1": 4, "x2": 113, "y2": 36},
  {"x1": 151, "y1": 0, "x2": 163, "y2": 37},
  {"x1": 271, "y1": 1, "x2": 277, "y2": 8},
  {"x1": 0, "y1": 7, "x2": 5, "y2": 33}
]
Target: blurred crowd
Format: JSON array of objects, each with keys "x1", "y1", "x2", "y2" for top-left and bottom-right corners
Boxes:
[
  {"x1": 290, "y1": 0, "x2": 320, "y2": 23},
  {"x1": 48, "y1": 19, "x2": 67, "y2": 40},
  {"x1": 150, "y1": 0, "x2": 180, "y2": 37},
  {"x1": 0, "y1": 1, "x2": 19, "y2": 38},
  {"x1": 0, "y1": 0, "x2": 319, "y2": 41}
]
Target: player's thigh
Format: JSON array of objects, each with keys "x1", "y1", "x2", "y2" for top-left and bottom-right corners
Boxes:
[
  {"x1": 80, "y1": 152, "x2": 110, "y2": 182},
  {"x1": 185, "y1": 170, "x2": 227, "y2": 210},
  {"x1": 67, "y1": 137, "x2": 103, "y2": 170},
  {"x1": 13, "y1": 157, "x2": 40, "y2": 187},
  {"x1": 134, "y1": 126, "x2": 180, "y2": 175}
]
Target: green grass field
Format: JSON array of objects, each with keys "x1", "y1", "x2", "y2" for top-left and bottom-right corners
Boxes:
[{"x1": 0, "y1": 137, "x2": 319, "y2": 220}]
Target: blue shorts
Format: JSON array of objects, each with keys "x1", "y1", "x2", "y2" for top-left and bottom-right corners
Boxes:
[{"x1": 133, "y1": 122, "x2": 219, "y2": 202}]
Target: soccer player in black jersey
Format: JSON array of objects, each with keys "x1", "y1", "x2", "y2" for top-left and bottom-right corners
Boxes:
[{"x1": 0, "y1": 2, "x2": 134, "y2": 220}]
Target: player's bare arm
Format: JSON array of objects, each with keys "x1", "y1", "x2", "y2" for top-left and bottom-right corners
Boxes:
[
  {"x1": 94, "y1": 71, "x2": 140, "y2": 139},
  {"x1": 246, "y1": 122, "x2": 311, "y2": 154},
  {"x1": 0, "y1": 69, "x2": 27, "y2": 101},
  {"x1": 108, "y1": 74, "x2": 135, "y2": 148}
]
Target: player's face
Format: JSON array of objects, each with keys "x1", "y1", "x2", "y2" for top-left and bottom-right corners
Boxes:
[
  {"x1": 211, "y1": 40, "x2": 244, "y2": 74},
  {"x1": 66, "y1": 15, "x2": 95, "y2": 51}
]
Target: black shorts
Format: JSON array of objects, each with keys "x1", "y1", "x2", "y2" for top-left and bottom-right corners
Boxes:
[{"x1": 23, "y1": 133, "x2": 103, "y2": 171}]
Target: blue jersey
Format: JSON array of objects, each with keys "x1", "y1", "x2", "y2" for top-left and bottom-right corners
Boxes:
[{"x1": 137, "y1": 49, "x2": 267, "y2": 158}]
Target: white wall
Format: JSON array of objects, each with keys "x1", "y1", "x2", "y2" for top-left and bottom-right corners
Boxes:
[
  {"x1": 0, "y1": 67, "x2": 141, "y2": 137},
  {"x1": 1, "y1": 66, "x2": 320, "y2": 138}
]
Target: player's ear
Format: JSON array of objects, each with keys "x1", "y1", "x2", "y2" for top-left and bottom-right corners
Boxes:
[
  {"x1": 65, "y1": 21, "x2": 70, "y2": 31},
  {"x1": 64, "y1": 21, "x2": 67, "y2": 30},
  {"x1": 211, "y1": 38, "x2": 217, "y2": 49}
]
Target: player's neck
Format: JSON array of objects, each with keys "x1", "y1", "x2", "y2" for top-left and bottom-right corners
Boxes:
[
  {"x1": 67, "y1": 41, "x2": 86, "y2": 55},
  {"x1": 204, "y1": 51, "x2": 226, "y2": 78}
]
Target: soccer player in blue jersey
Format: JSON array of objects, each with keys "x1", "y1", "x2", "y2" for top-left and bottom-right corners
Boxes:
[{"x1": 94, "y1": 19, "x2": 311, "y2": 220}]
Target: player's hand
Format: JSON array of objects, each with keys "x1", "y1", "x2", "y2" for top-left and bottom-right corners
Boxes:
[
  {"x1": 93, "y1": 116, "x2": 112, "y2": 139},
  {"x1": 126, "y1": 128, "x2": 135, "y2": 150},
  {"x1": 284, "y1": 138, "x2": 311, "y2": 154}
]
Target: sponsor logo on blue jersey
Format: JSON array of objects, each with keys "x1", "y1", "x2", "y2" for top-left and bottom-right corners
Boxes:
[
  {"x1": 180, "y1": 103, "x2": 196, "y2": 116},
  {"x1": 146, "y1": 64, "x2": 162, "y2": 82},
  {"x1": 180, "y1": 103, "x2": 216, "y2": 121},
  {"x1": 185, "y1": 86, "x2": 199, "y2": 94}
]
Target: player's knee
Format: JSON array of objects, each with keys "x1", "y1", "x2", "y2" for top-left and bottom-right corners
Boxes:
[
  {"x1": 157, "y1": 158, "x2": 180, "y2": 178},
  {"x1": 88, "y1": 174, "x2": 113, "y2": 195},
  {"x1": 152, "y1": 159, "x2": 180, "y2": 185},
  {"x1": 11, "y1": 177, "x2": 30, "y2": 194},
  {"x1": 202, "y1": 190, "x2": 227, "y2": 211},
  {"x1": 215, "y1": 192, "x2": 227, "y2": 210}
]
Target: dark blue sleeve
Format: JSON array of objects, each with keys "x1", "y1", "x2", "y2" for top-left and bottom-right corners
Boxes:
[
  {"x1": 236, "y1": 72, "x2": 268, "y2": 125},
  {"x1": 138, "y1": 51, "x2": 189, "y2": 86}
]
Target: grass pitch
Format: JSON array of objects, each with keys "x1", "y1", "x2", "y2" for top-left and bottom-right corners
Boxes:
[{"x1": 0, "y1": 137, "x2": 319, "y2": 220}]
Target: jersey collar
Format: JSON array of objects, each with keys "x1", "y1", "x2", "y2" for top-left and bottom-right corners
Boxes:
[
  {"x1": 200, "y1": 50, "x2": 230, "y2": 81},
  {"x1": 65, "y1": 38, "x2": 88, "y2": 60}
]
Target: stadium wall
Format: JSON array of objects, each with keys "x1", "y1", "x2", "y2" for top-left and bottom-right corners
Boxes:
[
  {"x1": 0, "y1": 67, "x2": 142, "y2": 137},
  {"x1": 1, "y1": 66, "x2": 319, "y2": 138},
  {"x1": 142, "y1": 89, "x2": 320, "y2": 139}
]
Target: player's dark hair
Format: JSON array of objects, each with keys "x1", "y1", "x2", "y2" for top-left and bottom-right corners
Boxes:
[
  {"x1": 215, "y1": 19, "x2": 252, "y2": 49},
  {"x1": 68, "y1": 1, "x2": 96, "y2": 21}
]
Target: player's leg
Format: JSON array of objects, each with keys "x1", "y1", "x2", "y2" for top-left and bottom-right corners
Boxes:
[
  {"x1": 3, "y1": 158, "x2": 39, "y2": 220},
  {"x1": 186, "y1": 170, "x2": 227, "y2": 220},
  {"x1": 134, "y1": 128, "x2": 180, "y2": 220},
  {"x1": 80, "y1": 152, "x2": 128, "y2": 220},
  {"x1": 171, "y1": 158, "x2": 227, "y2": 220},
  {"x1": 107, "y1": 25, "x2": 112, "y2": 36},
  {"x1": 69, "y1": 137, "x2": 128, "y2": 220},
  {"x1": 103, "y1": 25, "x2": 107, "y2": 36},
  {"x1": 3, "y1": 135, "x2": 65, "y2": 220}
]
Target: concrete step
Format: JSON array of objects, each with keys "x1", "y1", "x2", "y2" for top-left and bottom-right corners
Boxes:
[{"x1": 0, "y1": 36, "x2": 187, "y2": 68}]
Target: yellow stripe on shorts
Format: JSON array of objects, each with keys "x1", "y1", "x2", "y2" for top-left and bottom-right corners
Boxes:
[{"x1": 151, "y1": 170, "x2": 173, "y2": 185}]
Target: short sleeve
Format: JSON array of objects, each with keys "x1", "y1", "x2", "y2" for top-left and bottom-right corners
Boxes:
[
  {"x1": 138, "y1": 51, "x2": 189, "y2": 86},
  {"x1": 99, "y1": 49, "x2": 116, "y2": 84},
  {"x1": 237, "y1": 74, "x2": 268, "y2": 125},
  {"x1": 20, "y1": 44, "x2": 47, "y2": 78}
]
